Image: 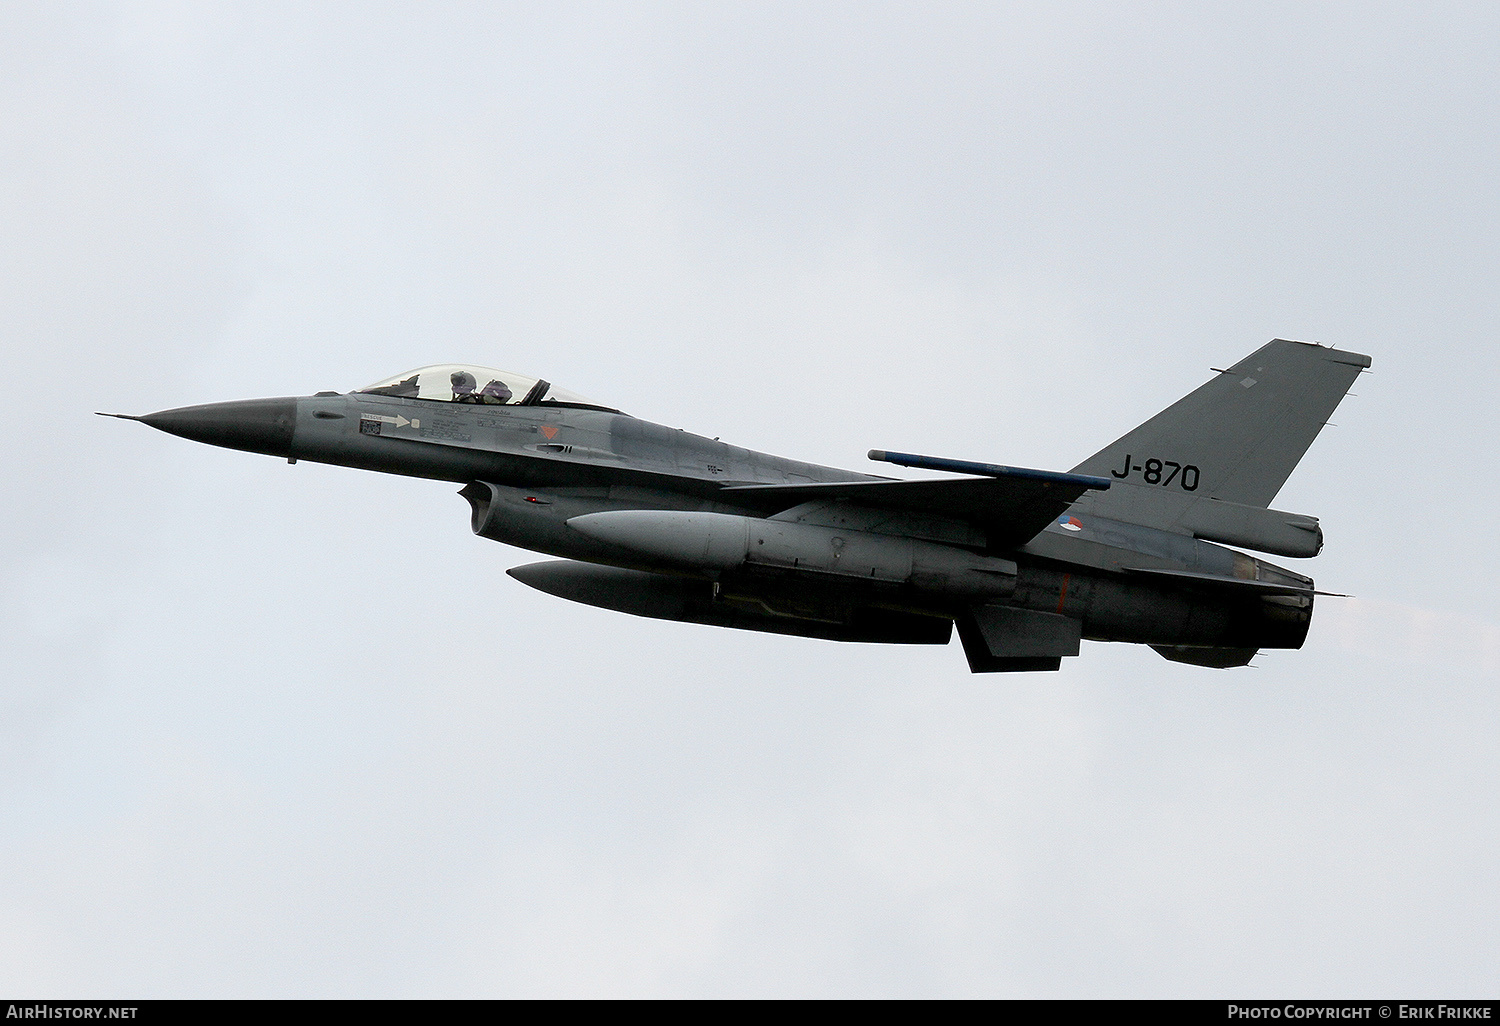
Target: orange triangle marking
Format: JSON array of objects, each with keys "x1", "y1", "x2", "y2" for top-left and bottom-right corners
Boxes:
[{"x1": 539, "y1": 424, "x2": 559, "y2": 440}]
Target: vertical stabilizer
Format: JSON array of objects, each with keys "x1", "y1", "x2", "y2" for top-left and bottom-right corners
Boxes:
[{"x1": 1070, "y1": 339, "x2": 1369, "y2": 509}]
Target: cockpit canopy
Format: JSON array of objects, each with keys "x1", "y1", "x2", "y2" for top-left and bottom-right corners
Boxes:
[{"x1": 357, "y1": 365, "x2": 617, "y2": 412}]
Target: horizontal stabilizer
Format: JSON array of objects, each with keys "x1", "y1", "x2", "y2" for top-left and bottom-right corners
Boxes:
[
  {"x1": 1067, "y1": 484, "x2": 1327, "y2": 557},
  {"x1": 1151, "y1": 645, "x2": 1259, "y2": 668},
  {"x1": 1122, "y1": 565, "x2": 1318, "y2": 596},
  {"x1": 722, "y1": 468, "x2": 1106, "y2": 549},
  {"x1": 1178, "y1": 497, "x2": 1323, "y2": 558}
]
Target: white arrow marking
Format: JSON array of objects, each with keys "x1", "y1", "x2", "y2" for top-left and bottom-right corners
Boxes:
[{"x1": 363, "y1": 413, "x2": 419, "y2": 428}]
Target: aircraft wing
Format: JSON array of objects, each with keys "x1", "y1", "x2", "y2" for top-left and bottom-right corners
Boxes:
[{"x1": 721, "y1": 464, "x2": 1109, "y2": 549}]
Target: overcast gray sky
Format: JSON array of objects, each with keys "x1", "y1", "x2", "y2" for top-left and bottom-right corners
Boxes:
[{"x1": 1, "y1": 1, "x2": 1496, "y2": 997}]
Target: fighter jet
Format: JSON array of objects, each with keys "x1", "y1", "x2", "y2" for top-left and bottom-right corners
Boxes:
[{"x1": 103, "y1": 339, "x2": 1368, "y2": 672}]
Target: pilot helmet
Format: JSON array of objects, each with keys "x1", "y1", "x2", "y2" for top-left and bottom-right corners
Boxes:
[{"x1": 450, "y1": 370, "x2": 478, "y2": 395}]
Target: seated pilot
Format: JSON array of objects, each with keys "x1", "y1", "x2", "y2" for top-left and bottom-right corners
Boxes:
[
  {"x1": 476, "y1": 379, "x2": 513, "y2": 404},
  {"x1": 451, "y1": 370, "x2": 480, "y2": 402}
]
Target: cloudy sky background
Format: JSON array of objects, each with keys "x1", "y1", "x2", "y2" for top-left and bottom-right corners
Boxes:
[{"x1": 2, "y1": 1, "x2": 1496, "y2": 997}]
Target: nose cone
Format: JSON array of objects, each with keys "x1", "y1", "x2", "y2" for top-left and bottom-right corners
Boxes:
[{"x1": 138, "y1": 397, "x2": 298, "y2": 458}]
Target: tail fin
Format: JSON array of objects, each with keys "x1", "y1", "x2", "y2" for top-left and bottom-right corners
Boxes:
[{"x1": 1070, "y1": 339, "x2": 1370, "y2": 508}]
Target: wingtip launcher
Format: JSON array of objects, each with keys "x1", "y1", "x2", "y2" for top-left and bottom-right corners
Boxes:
[{"x1": 867, "y1": 450, "x2": 1113, "y2": 490}]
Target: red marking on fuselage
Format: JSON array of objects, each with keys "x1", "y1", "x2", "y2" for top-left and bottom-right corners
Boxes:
[
  {"x1": 1056, "y1": 573, "x2": 1071, "y2": 614},
  {"x1": 539, "y1": 424, "x2": 559, "y2": 440}
]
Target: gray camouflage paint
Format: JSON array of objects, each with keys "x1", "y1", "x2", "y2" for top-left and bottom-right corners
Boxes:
[{"x1": 115, "y1": 338, "x2": 1364, "y2": 671}]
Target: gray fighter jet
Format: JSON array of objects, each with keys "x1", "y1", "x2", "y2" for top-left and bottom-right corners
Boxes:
[{"x1": 104, "y1": 339, "x2": 1368, "y2": 672}]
